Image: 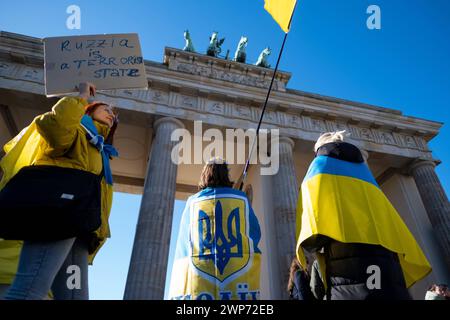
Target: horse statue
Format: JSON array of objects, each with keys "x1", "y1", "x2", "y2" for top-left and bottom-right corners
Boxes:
[
  {"x1": 183, "y1": 30, "x2": 195, "y2": 53},
  {"x1": 206, "y1": 32, "x2": 225, "y2": 57},
  {"x1": 255, "y1": 47, "x2": 271, "y2": 68},
  {"x1": 233, "y1": 36, "x2": 248, "y2": 63}
]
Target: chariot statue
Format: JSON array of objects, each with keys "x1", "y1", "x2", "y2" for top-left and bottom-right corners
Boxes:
[
  {"x1": 255, "y1": 47, "x2": 271, "y2": 68},
  {"x1": 206, "y1": 32, "x2": 225, "y2": 57},
  {"x1": 183, "y1": 30, "x2": 195, "y2": 53},
  {"x1": 233, "y1": 36, "x2": 248, "y2": 63}
]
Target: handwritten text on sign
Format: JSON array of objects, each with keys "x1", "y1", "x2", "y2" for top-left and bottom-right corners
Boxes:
[{"x1": 44, "y1": 33, "x2": 148, "y2": 96}]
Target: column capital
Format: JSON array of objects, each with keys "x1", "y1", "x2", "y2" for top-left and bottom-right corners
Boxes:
[
  {"x1": 154, "y1": 116, "x2": 185, "y2": 131},
  {"x1": 278, "y1": 136, "x2": 295, "y2": 150},
  {"x1": 408, "y1": 158, "x2": 437, "y2": 175}
]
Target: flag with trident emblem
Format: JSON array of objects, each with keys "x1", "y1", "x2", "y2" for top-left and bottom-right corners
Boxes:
[{"x1": 168, "y1": 187, "x2": 262, "y2": 300}]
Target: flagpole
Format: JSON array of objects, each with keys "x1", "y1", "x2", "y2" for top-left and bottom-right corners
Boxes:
[
  {"x1": 238, "y1": 1, "x2": 299, "y2": 191},
  {"x1": 238, "y1": 31, "x2": 289, "y2": 191}
]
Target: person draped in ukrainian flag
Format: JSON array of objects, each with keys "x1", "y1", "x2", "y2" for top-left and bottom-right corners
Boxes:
[
  {"x1": 168, "y1": 158, "x2": 262, "y2": 300},
  {"x1": 296, "y1": 131, "x2": 432, "y2": 300}
]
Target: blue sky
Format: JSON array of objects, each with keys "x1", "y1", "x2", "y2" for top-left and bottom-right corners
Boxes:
[{"x1": 1, "y1": 0, "x2": 449, "y2": 299}]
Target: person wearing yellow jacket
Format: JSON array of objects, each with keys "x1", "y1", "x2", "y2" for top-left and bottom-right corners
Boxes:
[{"x1": 0, "y1": 82, "x2": 119, "y2": 300}]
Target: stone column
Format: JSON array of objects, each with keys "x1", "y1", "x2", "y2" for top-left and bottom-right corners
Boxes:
[
  {"x1": 409, "y1": 159, "x2": 450, "y2": 270},
  {"x1": 271, "y1": 137, "x2": 299, "y2": 299},
  {"x1": 124, "y1": 117, "x2": 184, "y2": 300}
]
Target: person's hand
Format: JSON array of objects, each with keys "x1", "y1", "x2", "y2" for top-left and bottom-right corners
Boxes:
[{"x1": 77, "y1": 82, "x2": 96, "y2": 100}]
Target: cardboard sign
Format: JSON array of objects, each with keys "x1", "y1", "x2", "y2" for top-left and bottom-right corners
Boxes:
[{"x1": 43, "y1": 33, "x2": 148, "y2": 97}]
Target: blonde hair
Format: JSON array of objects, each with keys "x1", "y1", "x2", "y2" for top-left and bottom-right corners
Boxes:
[{"x1": 314, "y1": 130, "x2": 350, "y2": 152}]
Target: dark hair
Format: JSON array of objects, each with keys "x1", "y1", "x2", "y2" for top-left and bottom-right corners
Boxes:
[
  {"x1": 287, "y1": 256, "x2": 311, "y2": 293},
  {"x1": 287, "y1": 258, "x2": 301, "y2": 292},
  {"x1": 84, "y1": 102, "x2": 118, "y2": 145},
  {"x1": 198, "y1": 162, "x2": 233, "y2": 190}
]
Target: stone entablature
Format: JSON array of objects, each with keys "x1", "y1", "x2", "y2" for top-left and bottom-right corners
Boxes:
[
  {"x1": 0, "y1": 31, "x2": 443, "y2": 160},
  {"x1": 163, "y1": 47, "x2": 291, "y2": 92}
]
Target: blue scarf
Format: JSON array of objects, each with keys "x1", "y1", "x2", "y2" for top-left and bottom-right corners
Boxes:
[{"x1": 80, "y1": 115, "x2": 119, "y2": 185}]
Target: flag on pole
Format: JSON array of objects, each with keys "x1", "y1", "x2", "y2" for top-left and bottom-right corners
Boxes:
[
  {"x1": 240, "y1": 1, "x2": 297, "y2": 190},
  {"x1": 264, "y1": 0, "x2": 297, "y2": 33}
]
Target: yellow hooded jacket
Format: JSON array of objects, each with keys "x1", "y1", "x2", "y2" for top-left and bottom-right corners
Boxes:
[{"x1": 0, "y1": 97, "x2": 114, "y2": 285}]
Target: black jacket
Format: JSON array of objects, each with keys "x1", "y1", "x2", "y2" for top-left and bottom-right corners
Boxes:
[
  {"x1": 289, "y1": 270, "x2": 315, "y2": 301},
  {"x1": 308, "y1": 142, "x2": 412, "y2": 300},
  {"x1": 322, "y1": 241, "x2": 411, "y2": 300}
]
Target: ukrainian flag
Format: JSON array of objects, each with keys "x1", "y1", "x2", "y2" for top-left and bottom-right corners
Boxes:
[
  {"x1": 0, "y1": 123, "x2": 42, "y2": 190},
  {"x1": 264, "y1": 0, "x2": 297, "y2": 33},
  {"x1": 0, "y1": 122, "x2": 42, "y2": 285},
  {"x1": 168, "y1": 187, "x2": 262, "y2": 300},
  {"x1": 296, "y1": 151, "x2": 432, "y2": 288}
]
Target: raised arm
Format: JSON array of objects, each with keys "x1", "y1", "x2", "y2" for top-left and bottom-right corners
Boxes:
[{"x1": 35, "y1": 82, "x2": 96, "y2": 154}]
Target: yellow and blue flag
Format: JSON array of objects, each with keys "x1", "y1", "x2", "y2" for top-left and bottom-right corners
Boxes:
[
  {"x1": 296, "y1": 147, "x2": 432, "y2": 288},
  {"x1": 0, "y1": 122, "x2": 42, "y2": 190},
  {"x1": 168, "y1": 187, "x2": 262, "y2": 300},
  {"x1": 264, "y1": 0, "x2": 297, "y2": 33},
  {"x1": 0, "y1": 122, "x2": 42, "y2": 285}
]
